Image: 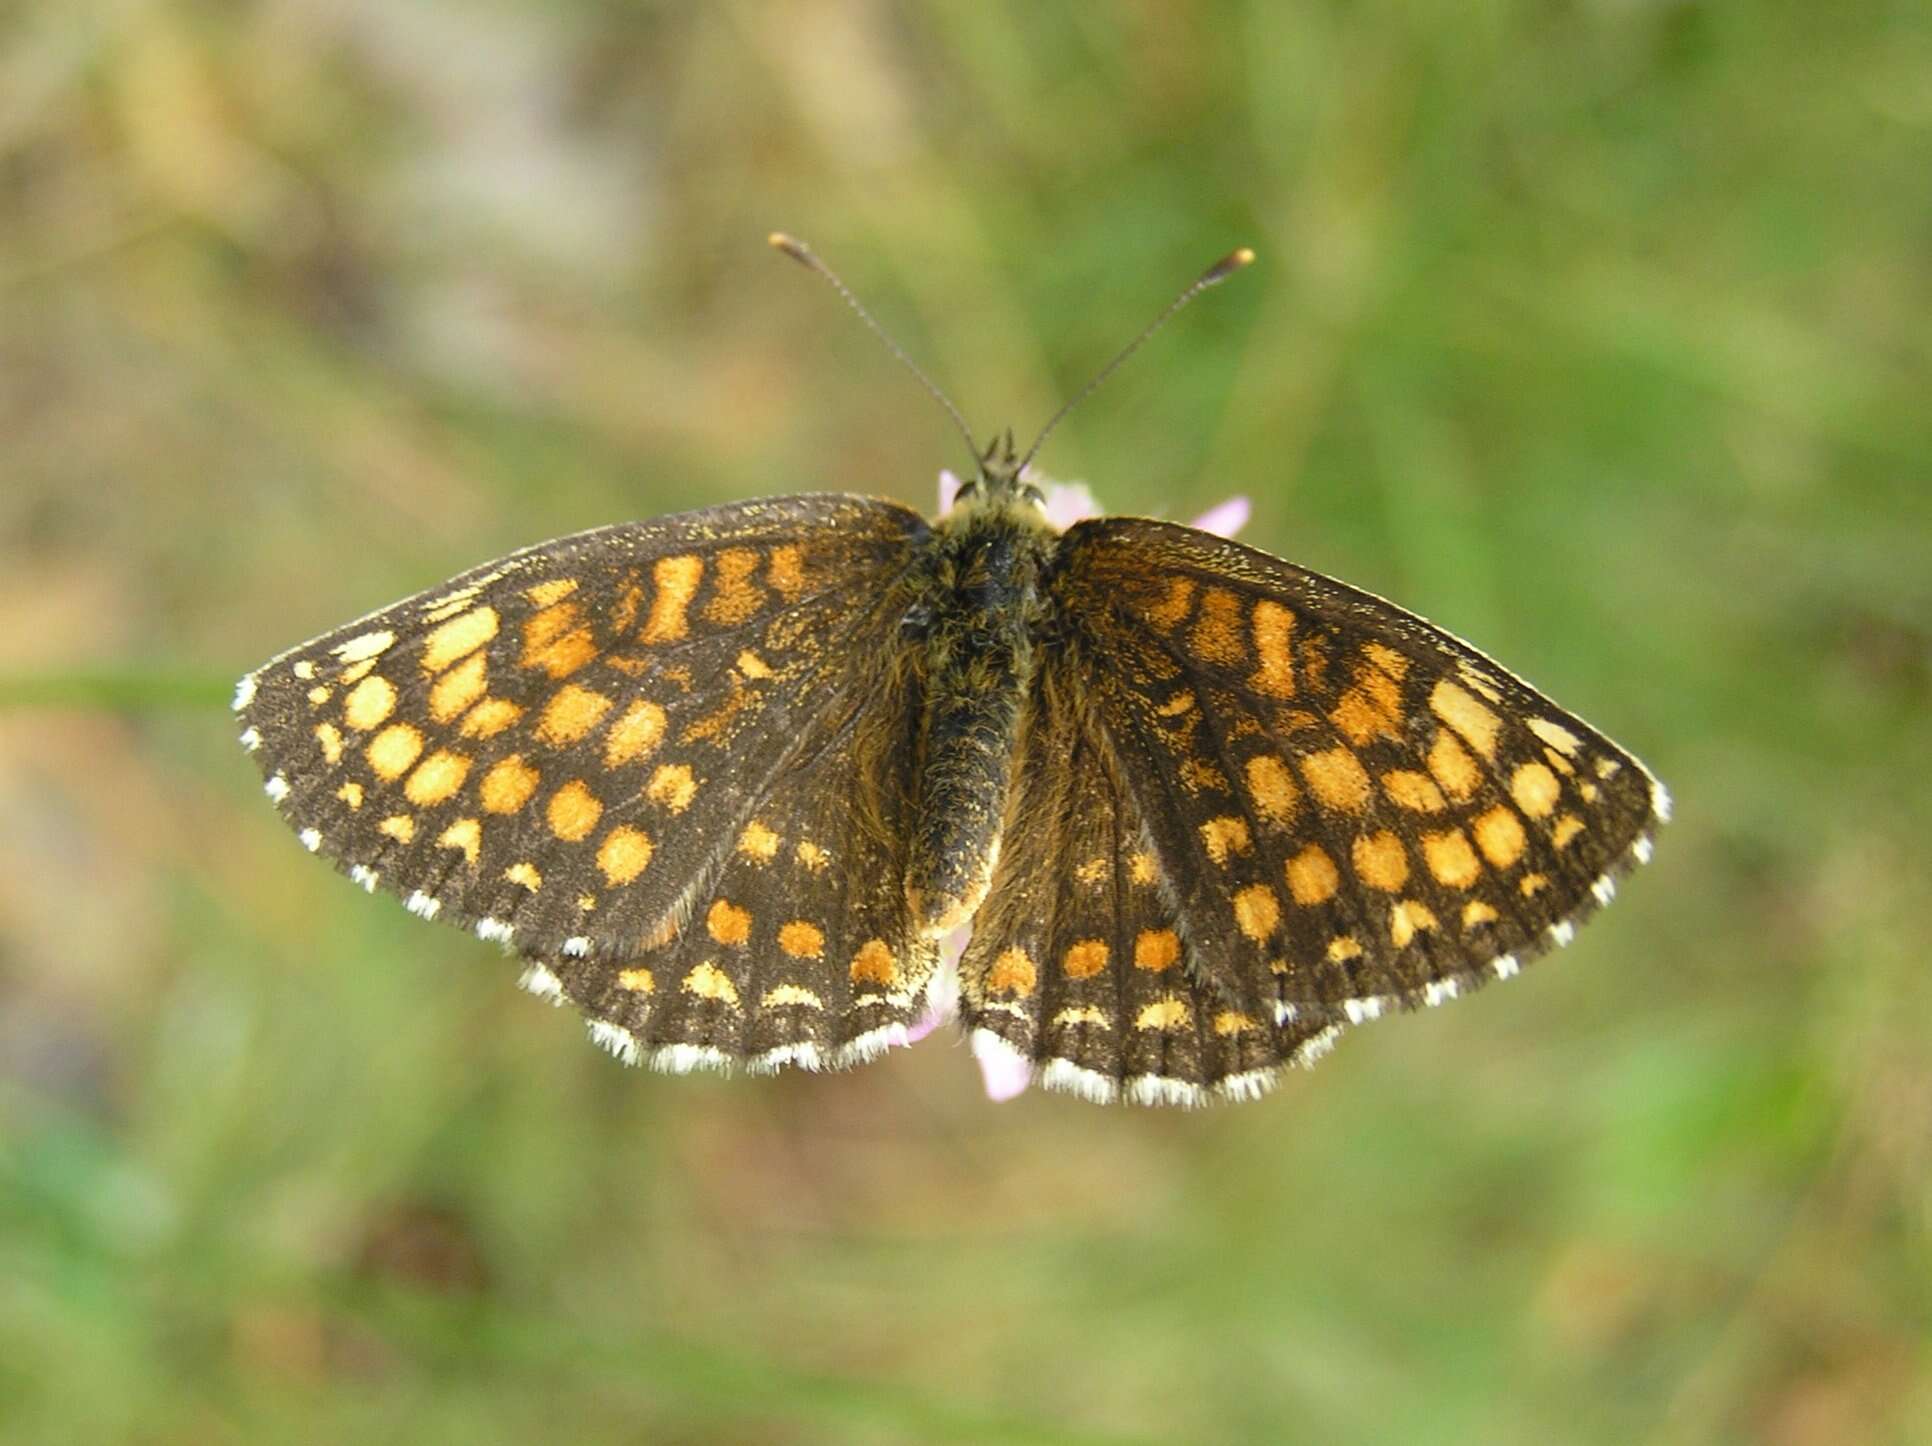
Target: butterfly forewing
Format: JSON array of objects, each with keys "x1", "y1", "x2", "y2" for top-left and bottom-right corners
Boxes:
[
  {"x1": 237, "y1": 494, "x2": 930, "y2": 974},
  {"x1": 1052, "y1": 517, "x2": 1667, "y2": 1029},
  {"x1": 957, "y1": 659, "x2": 1345, "y2": 1106}
]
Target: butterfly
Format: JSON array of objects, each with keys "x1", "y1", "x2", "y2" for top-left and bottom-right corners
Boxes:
[{"x1": 235, "y1": 239, "x2": 1667, "y2": 1107}]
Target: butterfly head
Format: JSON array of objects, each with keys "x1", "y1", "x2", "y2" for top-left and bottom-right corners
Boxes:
[{"x1": 951, "y1": 429, "x2": 1045, "y2": 513}]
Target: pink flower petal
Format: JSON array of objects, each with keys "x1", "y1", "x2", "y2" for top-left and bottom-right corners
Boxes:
[
  {"x1": 972, "y1": 1032, "x2": 1034, "y2": 1102},
  {"x1": 1191, "y1": 495, "x2": 1251, "y2": 538},
  {"x1": 1041, "y1": 482, "x2": 1103, "y2": 531},
  {"x1": 937, "y1": 469, "x2": 965, "y2": 516}
]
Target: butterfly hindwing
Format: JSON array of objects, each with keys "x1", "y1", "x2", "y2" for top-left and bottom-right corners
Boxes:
[
  {"x1": 236, "y1": 494, "x2": 930, "y2": 977},
  {"x1": 958, "y1": 659, "x2": 1346, "y2": 1106},
  {"x1": 539, "y1": 647, "x2": 941, "y2": 1073},
  {"x1": 1054, "y1": 517, "x2": 1668, "y2": 1029}
]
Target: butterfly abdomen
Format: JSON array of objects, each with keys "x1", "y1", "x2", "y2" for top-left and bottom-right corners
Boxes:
[{"x1": 904, "y1": 502, "x2": 1056, "y2": 937}]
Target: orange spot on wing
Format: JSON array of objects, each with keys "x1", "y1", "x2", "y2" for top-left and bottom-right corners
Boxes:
[
  {"x1": 987, "y1": 947, "x2": 1038, "y2": 998},
  {"x1": 1300, "y1": 746, "x2": 1371, "y2": 813},
  {"x1": 596, "y1": 825, "x2": 654, "y2": 885},
  {"x1": 604, "y1": 699, "x2": 668, "y2": 767},
  {"x1": 1189, "y1": 587, "x2": 1246, "y2": 666},
  {"x1": 459, "y1": 697, "x2": 523, "y2": 739},
  {"x1": 536, "y1": 683, "x2": 614, "y2": 746},
  {"x1": 1383, "y1": 769, "x2": 1447, "y2": 812},
  {"x1": 1473, "y1": 805, "x2": 1527, "y2": 869},
  {"x1": 1062, "y1": 938, "x2": 1109, "y2": 979},
  {"x1": 1133, "y1": 929, "x2": 1182, "y2": 972},
  {"x1": 1422, "y1": 828, "x2": 1482, "y2": 888},
  {"x1": 849, "y1": 939, "x2": 897, "y2": 988},
  {"x1": 777, "y1": 920, "x2": 824, "y2": 959},
  {"x1": 765, "y1": 545, "x2": 808, "y2": 598},
  {"x1": 478, "y1": 756, "x2": 539, "y2": 814},
  {"x1": 702, "y1": 547, "x2": 766, "y2": 625},
  {"x1": 706, "y1": 899, "x2": 751, "y2": 946},
  {"x1": 1232, "y1": 883, "x2": 1281, "y2": 941},
  {"x1": 1286, "y1": 844, "x2": 1340, "y2": 905},
  {"x1": 1351, "y1": 830, "x2": 1409, "y2": 891},
  {"x1": 1199, "y1": 815, "x2": 1252, "y2": 864},
  {"x1": 546, "y1": 779, "x2": 603, "y2": 841},
  {"x1": 641, "y1": 555, "x2": 704, "y2": 643},
  {"x1": 403, "y1": 749, "x2": 471, "y2": 807},
  {"x1": 646, "y1": 763, "x2": 697, "y2": 813},
  {"x1": 1249, "y1": 601, "x2": 1297, "y2": 697},
  {"x1": 1510, "y1": 761, "x2": 1561, "y2": 818},
  {"x1": 1427, "y1": 730, "x2": 1482, "y2": 802},
  {"x1": 521, "y1": 601, "x2": 597, "y2": 679}
]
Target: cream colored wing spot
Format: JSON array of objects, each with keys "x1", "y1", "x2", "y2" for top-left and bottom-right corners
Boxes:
[
  {"x1": 437, "y1": 817, "x2": 482, "y2": 867},
  {"x1": 334, "y1": 630, "x2": 395, "y2": 665},
  {"x1": 683, "y1": 962, "x2": 740, "y2": 1005},
  {"x1": 1390, "y1": 900, "x2": 1438, "y2": 949},
  {"x1": 420, "y1": 607, "x2": 498, "y2": 674},
  {"x1": 1509, "y1": 761, "x2": 1561, "y2": 818},
  {"x1": 1429, "y1": 679, "x2": 1501, "y2": 760},
  {"x1": 343, "y1": 674, "x2": 397, "y2": 730},
  {"x1": 429, "y1": 652, "x2": 488, "y2": 723},
  {"x1": 1427, "y1": 730, "x2": 1482, "y2": 802},
  {"x1": 366, "y1": 723, "x2": 424, "y2": 781},
  {"x1": 1135, "y1": 998, "x2": 1192, "y2": 1031}
]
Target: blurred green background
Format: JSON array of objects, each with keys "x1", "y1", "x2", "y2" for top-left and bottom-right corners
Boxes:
[{"x1": 3, "y1": 3, "x2": 1928, "y2": 1442}]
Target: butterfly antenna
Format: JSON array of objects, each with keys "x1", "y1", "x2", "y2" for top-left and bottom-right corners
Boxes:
[
  {"x1": 1018, "y1": 246, "x2": 1255, "y2": 479},
  {"x1": 769, "y1": 232, "x2": 982, "y2": 465}
]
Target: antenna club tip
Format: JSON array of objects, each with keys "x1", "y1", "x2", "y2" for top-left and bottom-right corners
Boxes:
[
  {"x1": 768, "y1": 232, "x2": 812, "y2": 263},
  {"x1": 1204, "y1": 246, "x2": 1257, "y2": 283}
]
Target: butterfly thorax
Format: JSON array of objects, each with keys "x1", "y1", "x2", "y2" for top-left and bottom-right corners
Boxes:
[{"x1": 903, "y1": 476, "x2": 1057, "y2": 937}]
